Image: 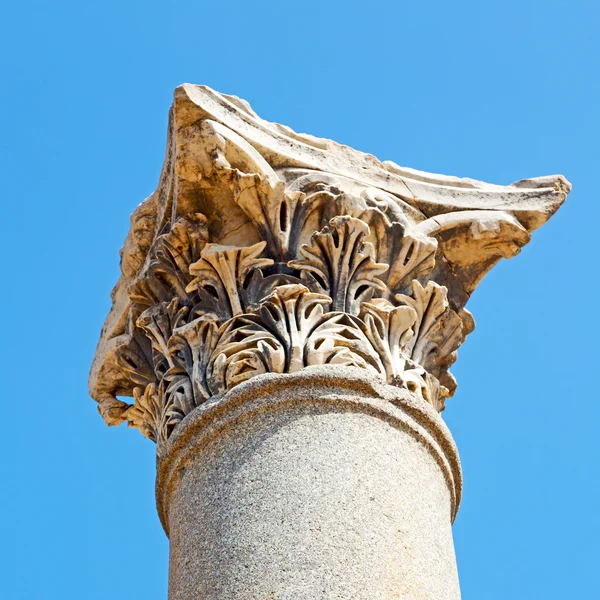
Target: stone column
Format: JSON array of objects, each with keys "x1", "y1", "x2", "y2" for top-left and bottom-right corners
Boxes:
[
  {"x1": 158, "y1": 368, "x2": 462, "y2": 599},
  {"x1": 89, "y1": 84, "x2": 570, "y2": 599}
]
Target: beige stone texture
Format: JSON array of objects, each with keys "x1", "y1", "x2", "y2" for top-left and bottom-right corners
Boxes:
[{"x1": 88, "y1": 83, "x2": 570, "y2": 599}]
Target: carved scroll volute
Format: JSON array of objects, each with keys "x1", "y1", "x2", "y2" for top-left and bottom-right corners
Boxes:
[{"x1": 89, "y1": 84, "x2": 569, "y2": 445}]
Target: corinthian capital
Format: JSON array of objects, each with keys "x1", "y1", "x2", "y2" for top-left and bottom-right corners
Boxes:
[{"x1": 89, "y1": 84, "x2": 570, "y2": 450}]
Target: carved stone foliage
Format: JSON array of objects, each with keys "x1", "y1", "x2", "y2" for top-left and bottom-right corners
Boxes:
[
  {"x1": 89, "y1": 85, "x2": 570, "y2": 445},
  {"x1": 116, "y1": 159, "x2": 474, "y2": 443}
]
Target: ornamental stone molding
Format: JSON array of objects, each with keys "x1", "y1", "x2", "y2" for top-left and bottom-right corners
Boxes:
[{"x1": 89, "y1": 84, "x2": 570, "y2": 599}]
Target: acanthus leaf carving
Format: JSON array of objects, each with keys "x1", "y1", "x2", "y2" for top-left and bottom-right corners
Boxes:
[
  {"x1": 396, "y1": 280, "x2": 449, "y2": 367},
  {"x1": 104, "y1": 180, "x2": 474, "y2": 447},
  {"x1": 289, "y1": 216, "x2": 388, "y2": 315},
  {"x1": 359, "y1": 298, "x2": 417, "y2": 381},
  {"x1": 380, "y1": 225, "x2": 438, "y2": 293},
  {"x1": 394, "y1": 280, "x2": 473, "y2": 405},
  {"x1": 90, "y1": 92, "x2": 567, "y2": 445},
  {"x1": 136, "y1": 298, "x2": 189, "y2": 378},
  {"x1": 305, "y1": 312, "x2": 383, "y2": 373},
  {"x1": 113, "y1": 332, "x2": 155, "y2": 390},
  {"x1": 207, "y1": 316, "x2": 286, "y2": 396},
  {"x1": 397, "y1": 368, "x2": 446, "y2": 412},
  {"x1": 128, "y1": 213, "x2": 209, "y2": 313},
  {"x1": 163, "y1": 317, "x2": 220, "y2": 425},
  {"x1": 329, "y1": 191, "x2": 392, "y2": 246},
  {"x1": 125, "y1": 383, "x2": 168, "y2": 445},
  {"x1": 208, "y1": 284, "x2": 331, "y2": 393},
  {"x1": 233, "y1": 172, "x2": 333, "y2": 262},
  {"x1": 103, "y1": 182, "x2": 475, "y2": 446},
  {"x1": 240, "y1": 269, "x2": 302, "y2": 312},
  {"x1": 186, "y1": 241, "x2": 274, "y2": 320}
]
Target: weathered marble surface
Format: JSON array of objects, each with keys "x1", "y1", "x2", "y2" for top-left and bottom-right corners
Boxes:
[
  {"x1": 89, "y1": 84, "x2": 569, "y2": 599},
  {"x1": 89, "y1": 84, "x2": 570, "y2": 448}
]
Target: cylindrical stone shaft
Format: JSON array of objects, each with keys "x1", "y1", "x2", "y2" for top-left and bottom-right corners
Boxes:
[{"x1": 157, "y1": 368, "x2": 462, "y2": 600}]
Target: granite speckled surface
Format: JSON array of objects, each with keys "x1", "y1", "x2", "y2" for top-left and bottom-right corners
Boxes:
[
  {"x1": 88, "y1": 85, "x2": 569, "y2": 598},
  {"x1": 159, "y1": 367, "x2": 461, "y2": 599}
]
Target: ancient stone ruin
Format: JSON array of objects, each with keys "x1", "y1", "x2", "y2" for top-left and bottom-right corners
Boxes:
[{"x1": 90, "y1": 84, "x2": 570, "y2": 599}]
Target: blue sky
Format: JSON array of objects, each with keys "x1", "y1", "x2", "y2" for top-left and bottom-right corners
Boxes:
[{"x1": 1, "y1": 1, "x2": 598, "y2": 598}]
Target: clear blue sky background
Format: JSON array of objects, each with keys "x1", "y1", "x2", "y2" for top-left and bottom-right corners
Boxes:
[{"x1": 1, "y1": 1, "x2": 598, "y2": 598}]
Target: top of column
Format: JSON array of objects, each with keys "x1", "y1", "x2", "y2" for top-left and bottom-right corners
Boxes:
[{"x1": 89, "y1": 84, "x2": 570, "y2": 443}]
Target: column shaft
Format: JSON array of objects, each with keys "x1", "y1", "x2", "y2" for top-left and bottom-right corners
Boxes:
[{"x1": 157, "y1": 368, "x2": 462, "y2": 600}]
